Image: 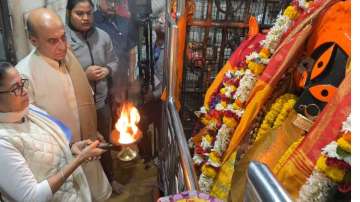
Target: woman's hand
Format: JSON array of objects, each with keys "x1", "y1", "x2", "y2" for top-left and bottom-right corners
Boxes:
[
  {"x1": 85, "y1": 65, "x2": 103, "y2": 81},
  {"x1": 97, "y1": 67, "x2": 109, "y2": 80},
  {"x1": 71, "y1": 139, "x2": 90, "y2": 156},
  {"x1": 75, "y1": 140, "x2": 106, "y2": 162}
]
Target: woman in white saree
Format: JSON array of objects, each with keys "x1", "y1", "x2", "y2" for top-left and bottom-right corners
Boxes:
[{"x1": 0, "y1": 61, "x2": 105, "y2": 202}]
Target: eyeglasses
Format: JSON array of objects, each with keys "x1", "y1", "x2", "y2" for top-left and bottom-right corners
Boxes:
[{"x1": 0, "y1": 79, "x2": 29, "y2": 96}]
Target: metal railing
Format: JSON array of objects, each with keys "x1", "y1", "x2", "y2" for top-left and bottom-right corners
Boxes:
[
  {"x1": 158, "y1": 0, "x2": 199, "y2": 195},
  {"x1": 158, "y1": 1, "x2": 290, "y2": 200},
  {"x1": 245, "y1": 161, "x2": 292, "y2": 202}
]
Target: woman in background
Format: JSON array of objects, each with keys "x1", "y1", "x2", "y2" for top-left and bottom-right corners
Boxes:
[{"x1": 65, "y1": 0, "x2": 123, "y2": 194}]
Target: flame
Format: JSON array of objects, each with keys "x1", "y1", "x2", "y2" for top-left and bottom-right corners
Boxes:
[{"x1": 114, "y1": 102, "x2": 141, "y2": 144}]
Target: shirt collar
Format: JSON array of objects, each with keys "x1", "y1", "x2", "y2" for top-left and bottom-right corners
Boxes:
[{"x1": 35, "y1": 50, "x2": 67, "y2": 70}]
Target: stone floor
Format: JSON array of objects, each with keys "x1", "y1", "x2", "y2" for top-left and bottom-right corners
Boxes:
[{"x1": 105, "y1": 150, "x2": 159, "y2": 202}]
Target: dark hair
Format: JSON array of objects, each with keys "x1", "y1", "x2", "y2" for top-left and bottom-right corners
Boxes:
[
  {"x1": 66, "y1": 0, "x2": 94, "y2": 28},
  {"x1": 0, "y1": 62, "x2": 13, "y2": 86},
  {"x1": 66, "y1": 0, "x2": 94, "y2": 11},
  {"x1": 26, "y1": 17, "x2": 36, "y2": 37}
]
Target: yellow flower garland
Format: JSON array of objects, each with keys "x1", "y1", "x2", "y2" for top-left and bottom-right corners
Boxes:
[
  {"x1": 316, "y1": 155, "x2": 346, "y2": 183},
  {"x1": 284, "y1": 5, "x2": 300, "y2": 20},
  {"x1": 223, "y1": 116, "x2": 238, "y2": 128},
  {"x1": 202, "y1": 164, "x2": 217, "y2": 179},
  {"x1": 273, "y1": 98, "x2": 296, "y2": 128},
  {"x1": 259, "y1": 48, "x2": 271, "y2": 59},
  {"x1": 337, "y1": 137, "x2": 351, "y2": 153},
  {"x1": 247, "y1": 61, "x2": 265, "y2": 75},
  {"x1": 255, "y1": 94, "x2": 297, "y2": 142},
  {"x1": 204, "y1": 134, "x2": 214, "y2": 144},
  {"x1": 209, "y1": 151, "x2": 221, "y2": 166}
]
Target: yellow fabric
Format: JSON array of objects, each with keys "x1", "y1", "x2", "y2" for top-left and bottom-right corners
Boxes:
[
  {"x1": 230, "y1": 111, "x2": 305, "y2": 201},
  {"x1": 275, "y1": 71, "x2": 351, "y2": 198},
  {"x1": 273, "y1": 136, "x2": 305, "y2": 174},
  {"x1": 276, "y1": 150, "x2": 314, "y2": 198},
  {"x1": 210, "y1": 152, "x2": 236, "y2": 201}
]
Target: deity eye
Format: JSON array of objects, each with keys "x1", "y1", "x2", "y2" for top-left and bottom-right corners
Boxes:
[
  {"x1": 308, "y1": 84, "x2": 337, "y2": 103},
  {"x1": 310, "y1": 44, "x2": 335, "y2": 80}
]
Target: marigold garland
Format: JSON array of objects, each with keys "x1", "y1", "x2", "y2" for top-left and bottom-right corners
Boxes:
[
  {"x1": 316, "y1": 155, "x2": 346, "y2": 183},
  {"x1": 336, "y1": 137, "x2": 350, "y2": 153},
  {"x1": 298, "y1": 114, "x2": 351, "y2": 201},
  {"x1": 284, "y1": 5, "x2": 300, "y2": 20},
  {"x1": 191, "y1": 0, "x2": 314, "y2": 193},
  {"x1": 255, "y1": 93, "x2": 297, "y2": 142}
]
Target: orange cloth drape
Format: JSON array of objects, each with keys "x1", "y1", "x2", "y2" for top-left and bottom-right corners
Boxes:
[
  {"x1": 174, "y1": 15, "x2": 187, "y2": 110},
  {"x1": 275, "y1": 70, "x2": 350, "y2": 198},
  {"x1": 222, "y1": 0, "x2": 340, "y2": 161},
  {"x1": 223, "y1": 25, "x2": 312, "y2": 161},
  {"x1": 230, "y1": 110, "x2": 305, "y2": 201}
]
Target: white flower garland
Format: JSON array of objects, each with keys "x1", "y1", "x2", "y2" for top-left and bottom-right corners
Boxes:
[
  {"x1": 215, "y1": 103, "x2": 225, "y2": 111},
  {"x1": 298, "y1": 113, "x2": 351, "y2": 201},
  {"x1": 206, "y1": 120, "x2": 218, "y2": 131},
  {"x1": 193, "y1": 0, "x2": 314, "y2": 194},
  {"x1": 226, "y1": 104, "x2": 245, "y2": 119},
  {"x1": 199, "y1": 106, "x2": 208, "y2": 114},
  {"x1": 297, "y1": 171, "x2": 336, "y2": 202},
  {"x1": 322, "y1": 141, "x2": 351, "y2": 165},
  {"x1": 207, "y1": 157, "x2": 221, "y2": 168},
  {"x1": 245, "y1": 52, "x2": 270, "y2": 65},
  {"x1": 199, "y1": 174, "x2": 214, "y2": 193},
  {"x1": 222, "y1": 85, "x2": 236, "y2": 98},
  {"x1": 188, "y1": 138, "x2": 195, "y2": 149},
  {"x1": 298, "y1": 0, "x2": 310, "y2": 10},
  {"x1": 225, "y1": 69, "x2": 245, "y2": 80},
  {"x1": 212, "y1": 124, "x2": 233, "y2": 155},
  {"x1": 233, "y1": 69, "x2": 257, "y2": 103},
  {"x1": 261, "y1": 15, "x2": 292, "y2": 53},
  {"x1": 201, "y1": 136, "x2": 213, "y2": 150},
  {"x1": 193, "y1": 154, "x2": 204, "y2": 165},
  {"x1": 341, "y1": 114, "x2": 351, "y2": 133}
]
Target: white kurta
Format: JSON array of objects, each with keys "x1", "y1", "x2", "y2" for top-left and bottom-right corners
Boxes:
[
  {"x1": 16, "y1": 50, "x2": 81, "y2": 141},
  {"x1": 0, "y1": 105, "x2": 91, "y2": 202},
  {"x1": 0, "y1": 139, "x2": 53, "y2": 201}
]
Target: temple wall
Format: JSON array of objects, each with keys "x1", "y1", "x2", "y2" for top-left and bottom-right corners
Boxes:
[{"x1": 7, "y1": 0, "x2": 67, "y2": 61}]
